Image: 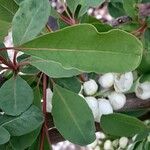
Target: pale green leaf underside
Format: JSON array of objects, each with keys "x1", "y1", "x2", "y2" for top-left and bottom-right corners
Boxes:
[
  {"x1": 12, "y1": 0, "x2": 50, "y2": 45},
  {"x1": 0, "y1": 127, "x2": 10, "y2": 145},
  {"x1": 21, "y1": 24, "x2": 143, "y2": 73},
  {"x1": 0, "y1": 105, "x2": 44, "y2": 136},
  {"x1": 0, "y1": 76, "x2": 33, "y2": 116},
  {"x1": 30, "y1": 57, "x2": 81, "y2": 78},
  {"x1": 52, "y1": 85, "x2": 96, "y2": 145}
]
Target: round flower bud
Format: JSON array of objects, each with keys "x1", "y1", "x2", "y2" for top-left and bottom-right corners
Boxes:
[
  {"x1": 112, "y1": 139, "x2": 119, "y2": 148},
  {"x1": 135, "y1": 82, "x2": 150, "y2": 100},
  {"x1": 114, "y1": 72, "x2": 133, "y2": 93},
  {"x1": 87, "y1": 139, "x2": 98, "y2": 148},
  {"x1": 119, "y1": 137, "x2": 128, "y2": 149},
  {"x1": 83, "y1": 79, "x2": 98, "y2": 96},
  {"x1": 108, "y1": 92, "x2": 126, "y2": 110},
  {"x1": 104, "y1": 140, "x2": 113, "y2": 150},
  {"x1": 46, "y1": 88, "x2": 53, "y2": 113},
  {"x1": 94, "y1": 146, "x2": 101, "y2": 150},
  {"x1": 87, "y1": 8, "x2": 94, "y2": 15},
  {"x1": 98, "y1": 73, "x2": 114, "y2": 89},
  {"x1": 85, "y1": 97, "x2": 99, "y2": 122},
  {"x1": 98, "y1": 99, "x2": 113, "y2": 119},
  {"x1": 97, "y1": 132, "x2": 106, "y2": 140}
]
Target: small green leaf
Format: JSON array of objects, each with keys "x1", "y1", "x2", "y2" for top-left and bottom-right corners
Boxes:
[
  {"x1": 0, "y1": 127, "x2": 10, "y2": 145},
  {"x1": 0, "y1": 76, "x2": 33, "y2": 116},
  {"x1": 54, "y1": 76, "x2": 81, "y2": 93},
  {"x1": 52, "y1": 85, "x2": 96, "y2": 145},
  {"x1": 144, "y1": 28, "x2": 150, "y2": 51},
  {"x1": 0, "y1": 105, "x2": 44, "y2": 136},
  {"x1": 101, "y1": 113, "x2": 148, "y2": 137},
  {"x1": 33, "y1": 87, "x2": 42, "y2": 108},
  {"x1": 10, "y1": 128, "x2": 41, "y2": 150},
  {"x1": 12, "y1": 0, "x2": 50, "y2": 45},
  {"x1": 0, "y1": 0, "x2": 18, "y2": 22},
  {"x1": 21, "y1": 24, "x2": 143, "y2": 73}
]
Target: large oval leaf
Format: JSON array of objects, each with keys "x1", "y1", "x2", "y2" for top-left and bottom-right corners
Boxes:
[
  {"x1": 101, "y1": 113, "x2": 148, "y2": 137},
  {"x1": 0, "y1": 76, "x2": 33, "y2": 116},
  {"x1": 21, "y1": 24, "x2": 143, "y2": 73},
  {"x1": 0, "y1": 105, "x2": 44, "y2": 136},
  {"x1": 0, "y1": 127, "x2": 10, "y2": 145},
  {"x1": 52, "y1": 85, "x2": 96, "y2": 145},
  {"x1": 12, "y1": 0, "x2": 50, "y2": 45}
]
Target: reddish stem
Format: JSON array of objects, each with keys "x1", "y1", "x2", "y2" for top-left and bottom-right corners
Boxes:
[
  {"x1": 13, "y1": 51, "x2": 18, "y2": 68},
  {"x1": 0, "y1": 56, "x2": 14, "y2": 69},
  {"x1": 60, "y1": 15, "x2": 73, "y2": 25},
  {"x1": 40, "y1": 125, "x2": 45, "y2": 150}
]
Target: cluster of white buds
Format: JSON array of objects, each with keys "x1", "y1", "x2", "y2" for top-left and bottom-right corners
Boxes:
[{"x1": 88, "y1": 132, "x2": 129, "y2": 150}]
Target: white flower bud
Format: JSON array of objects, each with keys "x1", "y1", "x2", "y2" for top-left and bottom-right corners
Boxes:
[
  {"x1": 85, "y1": 97, "x2": 99, "y2": 122},
  {"x1": 87, "y1": 139, "x2": 98, "y2": 148},
  {"x1": 87, "y1": 8, "x2": 94, "y2": 15},
  {"x1": 108, "y1": 92, "x2": 126, "y2": 110},
  {"x1": 97, "y1": 132, "x2": 106, "y2": 140},
  {"x1": 46, "y1": 88, "x2": 53, "y2": 113},
  {"x1": 112, "y1": 139, "x2": 119, "y2": 148},
  {"x1": 114, "y1": 72, "x2": 133, "y2": 93},
  {"x1": 98, "y1": 73, "x2": 114, "y2": 89},
  {"x1": 94, "y1": 146, "x2": 101, "y2": 150},
  {"x1": 98, "y1": 99, "x2": 113, "y2": 119},
  {"x1": 104, "y1": 140, "x2": 113, "y2": 150},
  {"x1": 119, "y1": 137, "x2": 128, "y2": 149},
  {"x1": 96, "y1": 15, "x2": 102, "y2": 19},
  {"x1": 135, "y1": 82, "x2": 150, "y2": 100},
  {"x1": 83, "y1": 79, "x2": 98, "y2": 96}
]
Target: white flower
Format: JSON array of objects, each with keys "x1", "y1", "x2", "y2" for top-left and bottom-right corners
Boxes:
[
  {"x1": 87, "y1": 139, "x2": 98, "y2": 148},
  {"x1": 85, "y1": 97, "x2": 99, "y2": 122},
  {"x1": 46, "y1": 88, "x2": 53, "y2": 113},
  {"x1": 112, "y1": 139, "x2": 119, "y2": 148},
  {"x1": 96, "y1": 132, "x2": 106, "y2": 140},
  {"x1": 98, "y1": 98, "x2": 113, "y2": 119},
  {"x1": 114, "y1": 72, "x2": 133, "y2": 93},
  {"x1": 108, "y1": 92, "x2": 126, "y2": 110},
  {"x1": 98, "y1": 73, "x2": 114, "y2": 89},
  {"x1": 104, "y1": 140, "x2": 113, "y2": 150},
  {"x1": 119, "y1": 137, "x2": 128, "y2": 149},
  {"x1": 135, "y1": 82, "x2": 150, "y2": 100},
  {"x1": 87, "y1": 8, "x2": 94, "y2": 15},
  {"x1": 83, "y1": 79, "x2": 98, "y2": 96},
  {"x1": 94, "y1": 146, "x2": 101, "y2": 150}
]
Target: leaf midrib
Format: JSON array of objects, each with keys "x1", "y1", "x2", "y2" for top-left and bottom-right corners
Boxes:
[{"x1": 54, "y1": 86, "x2": 87, "y2": 142}]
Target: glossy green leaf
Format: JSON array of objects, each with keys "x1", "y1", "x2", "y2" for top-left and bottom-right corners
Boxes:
[
  {"x1": 101, "y1": 113, "x2": 147, "y2": 137},
  {"x1": 30, "y1": 57, "x2": 81, "y2": 78},
  {"x1": 54, "y1": 76, "x2": 81, "y2": 93},
  {"x1": 0, "y1": 0, "x2": 18, "y2": 22},
  {"x1": 10, "y1": 128, "x2": 41, "y2": 150},
  {"x1": 0, "y1": 20, "x2": 11, "y2": 42},
  {"x1": 33, "y1": 87, "x2": 42, "y2": 108},
  {"x1": 0, "y1": 76, "x2": 33, "y2": 116},
  {"x1": 12, "y1": 0, "x2": 50, "y2": 45},
  {"x1": 21, "y1": 24, "x2": 143, "y2": 73},
  {"x1": 0, "y1": 127, "x2": 10, "y2": 145},
  {"x1": 0, "y1": 43, "x2": 9, "y2": 60},
  {"x1": 52, "y1": 85, "x2": 96, "y2": 145},
  {"x1": 0, "y1": 105, "x2": 44, "y2": 136}
]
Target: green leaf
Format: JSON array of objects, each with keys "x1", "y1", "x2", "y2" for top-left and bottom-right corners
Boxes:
[
  {"x1": 10, "y1": 128, "x2": 41, "y2": 150},
  {"x1": 21, "y1": 24, "x2": 143, "y2": 73},
  {"x1": 33, "y1": 87, "x2": 42, "y2": 108},
  {"x1": 101, "y1": 113, "x2": 148, "y2": 137},
  {"x1": 122, "y1": 0, "x2": 138, "y2": 18},
  {"x1": 0, "y1": 76, "x2": 33, "y2": 116},
  {"x1": 0, "y1": 43, "x2": 9, "y2": 60},
  {"x1": 0, "y1": 127, "x2": 10, "y2": 145},
  {"x1": 0, "y1": 105, "x2": 44, "y2": 136},
  {"x1": 138, "y1": 52, "x2": 150, "y2": 74},
  {"x1": 108, "y1": 2, "x2": 126, "y2": 18},
  {"x1": 140, "y1": 74, "x2": 150, "y2": 82},
  {"x1": 52, "y1": 85, "x2": 96, "y2": 145},
  {"x1": 54, "y1": 76, "x2": 81, "y2": 93},
  {"x1": 0, "y1": 0, "x2": 18, "y2": 22},
  {"x1": 30, "y1": 57, "x2": 81, "y2": 78},
  {"x1": 0, "y1": 20, "x2": 11, "y2": 42},
  {"x1": 12, "y1": 0, "x2": 50, "y2": 45}
]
